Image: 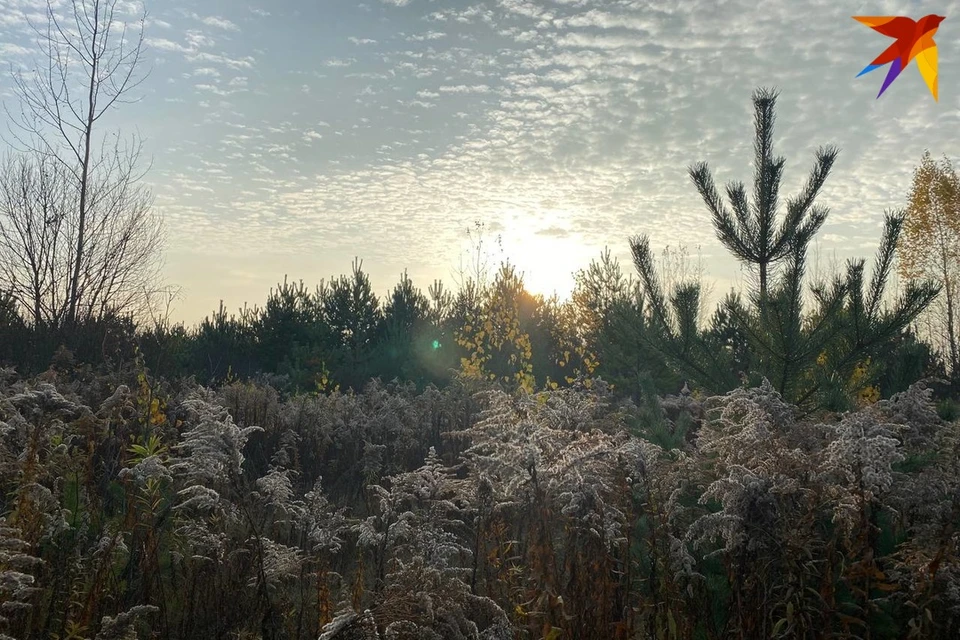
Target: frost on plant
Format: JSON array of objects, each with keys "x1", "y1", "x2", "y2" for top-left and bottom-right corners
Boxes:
[
  {"x1": 94, "y1": 605, "x2": 158, "y2": 640},
  {"x1": 0, "y1": 519, "x2": 41, "y2": 628},
  {"x1": 170, "y1": 389, "x2": 263, "y2": 487}
]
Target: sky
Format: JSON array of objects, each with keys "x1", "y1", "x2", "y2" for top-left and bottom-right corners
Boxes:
[{"x1": 0, "y1": 0, "x2": 958, "y2": 324}]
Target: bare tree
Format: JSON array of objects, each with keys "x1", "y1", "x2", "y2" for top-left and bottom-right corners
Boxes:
[
  {"x1": 0, "y1": 151, "x2": 161, "y2": 329},
  {"x1": 2, "y1": 0, "x2": 162, "y2": 329},
  {"x1": 0, "y1": 154, "x2": 72, "y2": 329}
]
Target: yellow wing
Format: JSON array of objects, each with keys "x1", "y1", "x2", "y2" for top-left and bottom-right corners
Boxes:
[{"x1": 914, "y1": 34, "x2": 938, "y2": 101}]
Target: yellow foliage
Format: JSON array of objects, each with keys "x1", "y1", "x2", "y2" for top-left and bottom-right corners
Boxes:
[
  {"x1": 849, "y1": 358, "x2": 870, "y2": 386},
  {"x1": 847, "y1": 358, "x2": 880, "y2": 407},
  {"x1": 455, "y1": 264, "x2": 537, "y2": 391},
  {"x1": 453, "y1": 262, "x2": 602, "y2": 392},
  {"x1": 899, "y1": 151, "x2": 960, "y2": 283},
  {"x1": 136, "y1": 368, "x2": 166, "y2": 428},
  {"x1": 858, "y1": 385, "x2": 881, "y2": 406},
  {"x1": 314, "y1": 360, "x2": 340, "y2": 393}
]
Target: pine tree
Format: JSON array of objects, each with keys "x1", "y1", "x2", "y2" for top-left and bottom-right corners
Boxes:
[
  {"x1": 321, "y1": 259, "x2": 383, "y2": 390},
  {"x1": 254, "y1": 276, "x2": 324, "y2": 373},
  {"x1": 378, "y1": 272, "x2": 434, "y2": 385},
  {"x1": 629, "y1": 234, "x2": 738, "y2": 393},
  {"x1": 689, "y1": 87, "x2": 838, "y2": 301},
  {"x1": 631, "y1": 88, "x2": 938, "y2": 410}
]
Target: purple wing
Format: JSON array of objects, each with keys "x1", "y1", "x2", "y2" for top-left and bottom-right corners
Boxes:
[{"x1": 877, "y1": 56, "x2": 905, "y2": 97}]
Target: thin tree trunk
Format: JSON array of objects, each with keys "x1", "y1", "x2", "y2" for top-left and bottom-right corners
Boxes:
[
  {"x1": 945, "y1": 276, "x2": 959, "y2": 376},
  {"x1": 759, "y1": 262, "x2": 768, "y2": 300},
  {"x1": 937, "y1": 231, "x2": 958, "y2": 376},
  {"x1": 68, "y1": 10, "x2": 101, "y2": 327}
]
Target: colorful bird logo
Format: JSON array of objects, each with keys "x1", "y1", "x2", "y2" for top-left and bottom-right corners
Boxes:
[{"x1": 853, "y1": 14, "x2": 945, "y2": 100}]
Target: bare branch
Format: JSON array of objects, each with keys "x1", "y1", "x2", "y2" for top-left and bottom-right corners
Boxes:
[{"x1": 0, "y1": 0, "x2": 162, "y2": 332}]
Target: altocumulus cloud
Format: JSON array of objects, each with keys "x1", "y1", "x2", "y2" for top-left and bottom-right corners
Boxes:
[{"x1": 1, "y1": 0, "x2": 958, "y2": 321}]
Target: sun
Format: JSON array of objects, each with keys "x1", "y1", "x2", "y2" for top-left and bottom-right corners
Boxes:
[{"x1": 495, "y1": 213, "x2": 597, "y2": 301}]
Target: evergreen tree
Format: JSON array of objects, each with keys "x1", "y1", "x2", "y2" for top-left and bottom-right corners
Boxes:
[
  {"x1": 801, "y1": 212, "x2": 940, "y2": 408},
  {"x1": 321, "y1": 259, "x2": 384, "y2": 390},
  {"x1": 254, "y1": 276, "x2": 324, "y2": 374},
  {"x1": 630, "y1": 234, "x2": 738, "y2": 393},
  {"x1": 572, "y1": 249, "x2": 677, "y2": 398},
  {"x1": 0, "y1": 290, "x2": 28, "y2": 367},
  {"x1": 378, "y1": 271, "x2": 435, "y2": 385},
  {"x1": 631, "y1": 88, "x2": 938, "y2": 410},
  {"x1": 689, "y1": 87, "x2": 838, "y2": 301},
  {"x1": 191, "y1": 302, "x2": 259, "y2": 383}
]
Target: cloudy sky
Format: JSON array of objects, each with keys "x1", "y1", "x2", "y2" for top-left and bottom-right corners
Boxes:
[{"x1": 0, "y1": 0, "x2": 958, "y2": 323}]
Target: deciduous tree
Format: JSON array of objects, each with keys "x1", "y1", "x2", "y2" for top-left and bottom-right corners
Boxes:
[
  {"x1": 2, "y1": 0, "x2": 161, "y2": 331},
  {"x1": 899, "y1": 150, "x2": 960, "y2": 377}
]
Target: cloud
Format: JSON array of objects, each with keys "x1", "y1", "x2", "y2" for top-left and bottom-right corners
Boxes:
[
  {"x1": 554, "y1": 32, "x2": 657, "y2": 50},
  {"x1": 185, "y1": 30, "x2": 216, "y2": 49},
  {"x1": 21, "y1": 0, "x2": 955, "y2": 323},
  {"x1": 438, "y1": 84, "x2": 492, "y2": 93},
  {"x1": 553, "y1": 10, "x2": 657, "y2": 32},
  {"x1": 145, "y1": 37, "x2": 191, "y2": 53},
  {"x1": 146, "y1": 19, "x2": 256, "y2": 74},
  {"x1": 398, "y1": 99, "x2": 436, "y2": 108},
  {"x1": 323, "y1": 58, "x2": 356, "y2": 67},
  {"x1": 498, "y1": 0, "x2": 553, "y2": 23},
  {"x1": 537, "y1": 226, "x2": 570, "y2": 238},
  {"x1": 0, "y1": 43, "x2": 30, "y2": 56},
  {"x1": 406, "y1": 31, "x2": 446, "y2": 41},
  {"x1": 187, "y1": 51, "x2": 256, "y2": 69},
  {"x1": 189, "y1": 13, "x2": 240, "y2": 31},
  {"x1": 199, "y1": 15, "x2": 240, "y2": 31}
]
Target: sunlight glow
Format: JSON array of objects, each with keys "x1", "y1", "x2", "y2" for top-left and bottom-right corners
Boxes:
[{"x1": 496, "y1": 210, "x2": 599, "y2": 301}]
